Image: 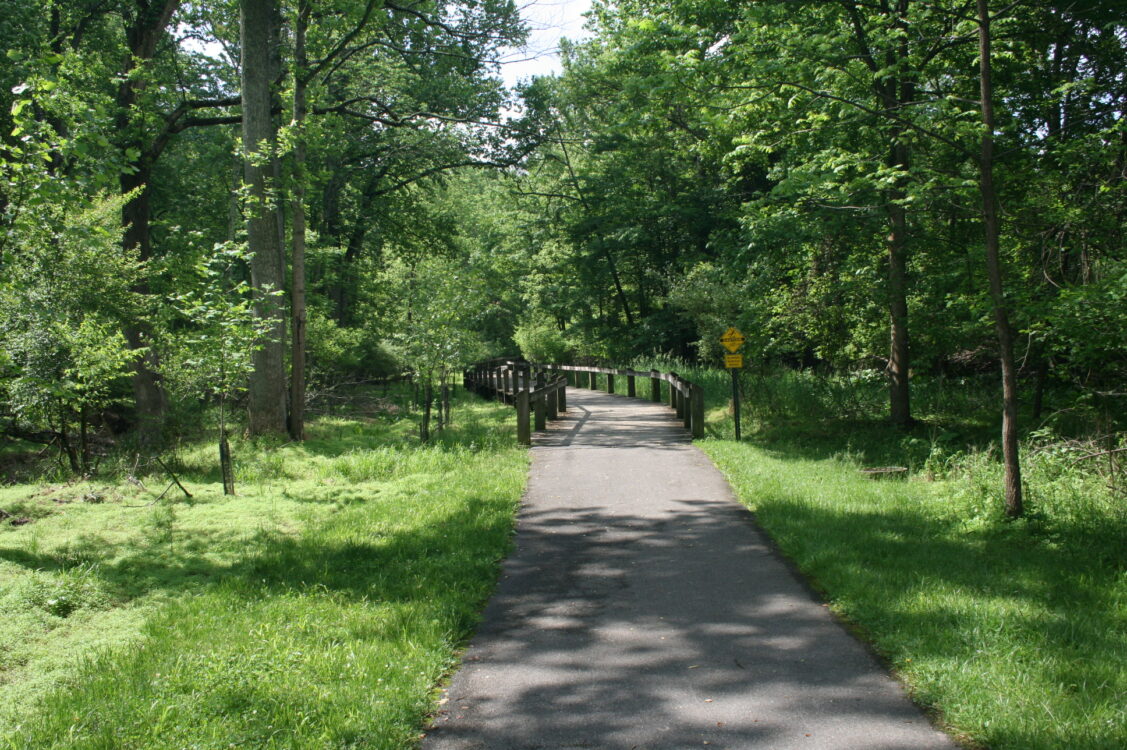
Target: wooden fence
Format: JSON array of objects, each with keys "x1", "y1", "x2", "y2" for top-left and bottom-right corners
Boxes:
[{"x1": 463, "y1": 358, "x2": 705, "y2": 444}]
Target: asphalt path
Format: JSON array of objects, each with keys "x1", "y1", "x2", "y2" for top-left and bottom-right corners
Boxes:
[{"x1": 424, "y1": 388, "x2": 955, "y2": 749}]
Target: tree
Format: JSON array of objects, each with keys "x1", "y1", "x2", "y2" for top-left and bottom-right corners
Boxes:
[
  {"x1": 240, "y1": 0, "x2": 287, "y2": 436},
  {"x1": 386, "y1": 254, "x2": 488, "y2": 442},
  {"x1": 165, "y1": 242, "x2": 276, "y2": 494},
  {"x1": 976, "y1": 0, "x2": 1022, "y2": 516},
  {"x1": 0, "y1": 192, "x2": 142, "y2": 474}
]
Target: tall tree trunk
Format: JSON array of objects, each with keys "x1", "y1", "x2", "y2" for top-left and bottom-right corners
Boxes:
[
  {"x1": 240, "y1": 0, "x2": 287, "y2": 435},
  {"x1": 845, "y1": 0, "x2": 916, "y2": 426},
  {"x1": 288, "y1": 1, "x2": 310, "y2": 441},
  {"x1": 116, "y1": 1, "x2": 182, "y2": 448},
  {"x1": 121, "y1": 172, "x2": 167, "y2": 448},
  {"x1": 883, "y1": 6, "x2": 914, "y2": 427},
  {"x1": 978, "y1": 0, "x2": 1023, "y2": 517},
  {"x1": 886, "y1": 140, "x2": 912, "y2": 427},
  {"x1": 331, "y1": 174, "x2": 381, "y2": 324}
]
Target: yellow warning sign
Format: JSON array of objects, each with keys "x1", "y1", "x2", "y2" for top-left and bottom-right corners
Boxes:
[
  {"x1": 725, "y1": 353, "x2": 744, "y2": 369},
  {"x1": 720, "y1": 326, "x2": 745, "y2": 353}
]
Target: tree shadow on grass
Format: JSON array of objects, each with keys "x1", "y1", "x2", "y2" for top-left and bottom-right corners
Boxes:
[
  {"x1": 747, "y1": 494, "x2": 1125, "y2": 750},
  {"x1": 423, "y1": 490, "x2": 1123, "y2": 750},
  {"x1": 735, "y1": 415, "x2": 999, "y2": 471},
  {"x1": 424, "y1": 497, "x2": 962, "y2": 750}
]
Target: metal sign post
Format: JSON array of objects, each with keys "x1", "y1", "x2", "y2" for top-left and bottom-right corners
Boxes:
[
  {"x1": 730, "y1": 369, "x2": 741, "y2": 441},
  {"x1": 721, "y1": 328, "x2": 745, "y2": 441}
]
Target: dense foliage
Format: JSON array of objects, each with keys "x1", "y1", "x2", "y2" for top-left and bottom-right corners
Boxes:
[
  {"x1": 0, "y1": 3, "x2": 1124, "y2": 746},
  {"x1": 1, "y1": 0, "x2": 530, "y2": 459},
  {"x1": 1, "y1": 1, "x2": 1124, "y2": 504},
  {"x1": 499, "y1": 0, "x2": 1125, "y2": 516}
]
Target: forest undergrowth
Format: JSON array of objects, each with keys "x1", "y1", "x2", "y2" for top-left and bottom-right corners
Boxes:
[
  {"x1": 627, "y1": 360, "x2": 1125, "y2": 750},
  {"x1": 0, "y1": 387, "x2": 526, "y2": 749}
]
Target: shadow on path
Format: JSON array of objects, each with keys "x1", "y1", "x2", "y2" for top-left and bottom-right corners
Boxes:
[{"x1": 425, "y1": 389, "x2": 955, "y2": 749}]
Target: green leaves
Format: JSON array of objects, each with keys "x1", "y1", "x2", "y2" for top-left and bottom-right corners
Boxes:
[
  {"x1": 162, "y1": 242, "x2": 277, "y2": 408},
  {"x1": 0, "y1": 191, "x2": 143, "y2": 436}
]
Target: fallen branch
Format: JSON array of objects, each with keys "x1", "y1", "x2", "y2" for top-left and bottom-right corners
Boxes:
[
  {"x1": 155, "y1": 456, "x2": 192, "y2": 499},
  {"x1": 1070, "y1": 447, "x2": 1127, "y2": 465}
]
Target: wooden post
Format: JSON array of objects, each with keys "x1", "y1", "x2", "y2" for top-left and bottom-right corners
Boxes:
[
  {"x1": 691, "y1": 384, "x2": 705, "y2": 439},
  {"x1": 557, "y1": 379, "x2": 567, "y2": 411},
  {"x1": 607, "y1": 373, "x2": 615, "y2": 394},
  {"x1": 547, "y1": 384, "x2": 558, "y2": 420},
  {"x1": 682, "y1": 386, "x2": 692, "y2": 430},
  {"x1": 534, "y1": 391, "x2": 546, "y2": 431},
  {"x1": 516, "y1": 389, "x2": 530, "y2": 445},
  {"x1": 669, "y1": 373, "x2": 678, "y2": 408},
  {"x1": 627, "y1": 374, "x2": 636, "y2": 398},
  {"x1": 588, "y1": 371, "x2": 597, "y2": 390},
  {"x1": 651, "y1": 371, "x2": 661, "y2": 402}
]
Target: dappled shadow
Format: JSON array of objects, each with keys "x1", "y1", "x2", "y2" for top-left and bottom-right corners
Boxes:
[
  {"x1": 423, "y1": 395, "x2": 958, "y2": 749},
  {"x1": 425, "y1": 495, "x2": 955, "y2": 749},
  {"x1": 729, "y1": 494, "x2": 1126, "y2": 750},
  {"x1": 238, "y1": 494, "x2": 515, "y2": 609},
  {"x1": 736, "y1": 414, "x2": 1000, "y2": 470},
  {"x1": 0, "y1": 526, "x2": 258, "y2": 602},
  {"x1": 0, "y1": 490, "x2": 516, "y2": 642}
]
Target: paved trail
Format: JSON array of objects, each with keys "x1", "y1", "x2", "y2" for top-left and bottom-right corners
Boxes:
[{"x1": 424, "y1": 389, "x2": 955, "y2": 749}]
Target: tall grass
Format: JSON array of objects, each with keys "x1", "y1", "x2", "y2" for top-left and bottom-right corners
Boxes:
[{"x1": 0, "y1": 391, "x2": 527, "y2": 749}]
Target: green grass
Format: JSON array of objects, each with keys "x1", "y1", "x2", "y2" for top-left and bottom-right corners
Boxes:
[
  {"x1": 0, "y1": 391, "x2": 527, "y2": 749},
  {"x1": 569, "y1": 358, "x2": 1125, "y2": 746},
  {"x1": 681, "y1": 363, "x2": 1127, "y2": 749}
]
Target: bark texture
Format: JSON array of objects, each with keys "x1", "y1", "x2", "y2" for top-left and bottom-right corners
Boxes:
[{"x1": 240, "y1": 0, "x2": 288, "y2": 435}]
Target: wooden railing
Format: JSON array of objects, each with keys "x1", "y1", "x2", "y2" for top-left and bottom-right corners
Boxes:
[{"x1": 464, "y1": 358, "x2": 705, "y2": 444}]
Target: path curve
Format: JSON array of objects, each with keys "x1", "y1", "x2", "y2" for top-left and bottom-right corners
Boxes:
[{"x1": 424, "y1": 388, "x2": 954, "y2": 749}]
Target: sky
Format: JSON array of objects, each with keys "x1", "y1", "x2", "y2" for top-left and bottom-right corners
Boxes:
[{"x1": 499, "y1": 0, "x2": 593, "y2": 88}]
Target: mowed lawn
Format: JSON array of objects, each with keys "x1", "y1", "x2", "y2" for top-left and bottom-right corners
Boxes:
[{"x1": 1, "y1": 397, "x2": 527, "y2": 749}]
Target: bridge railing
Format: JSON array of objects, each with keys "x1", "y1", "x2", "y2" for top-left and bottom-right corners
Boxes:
[{"x1": 463, "y1": 358, "x2": 705, "y2": 444}]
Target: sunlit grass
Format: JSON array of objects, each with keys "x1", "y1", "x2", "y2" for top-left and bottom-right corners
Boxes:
[
  {"x1": 701, "y1": 438, "x2": 1126, "y2": 750},
  {"x1": 0, "y1": 392, "x2": 527, "y2": 749}
]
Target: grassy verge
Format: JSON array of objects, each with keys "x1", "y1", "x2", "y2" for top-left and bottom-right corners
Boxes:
[
  {"x1": 1, "y1": 390, "x2": 527, "y2": 749},
  {"x1": 672, "y1": 361, "x2": 1126, "y2": 750}
]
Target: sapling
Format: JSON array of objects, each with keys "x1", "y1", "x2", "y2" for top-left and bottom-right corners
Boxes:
[{"x1": 166, "y1": 242, "x2": 278, "y2": 493}]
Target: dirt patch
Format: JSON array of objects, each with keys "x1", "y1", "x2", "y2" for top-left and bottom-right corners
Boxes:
[{"x1": 0, "y1": 508, "x2": 32, "y2": 526}]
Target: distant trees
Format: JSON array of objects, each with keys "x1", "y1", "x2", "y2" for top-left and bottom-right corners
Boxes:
[
  {"x1": 504, "y1": 0, "x2": 1125, "y2": 516},
  {"x1": 1, "y1": 0, "x2": 1122, "y2": 520},
  {"x1": 1, "y1": 0, "x2": 527, "y2": 466}
]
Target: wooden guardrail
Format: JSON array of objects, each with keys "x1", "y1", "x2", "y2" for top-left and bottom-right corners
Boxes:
[{"x1": 463, "y1": 358, "x2": 705, "y2": 444}]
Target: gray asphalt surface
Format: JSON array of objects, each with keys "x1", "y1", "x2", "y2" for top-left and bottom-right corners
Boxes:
[{"x1": 424, "y1": 388, "x2": 955, "y2": 749}]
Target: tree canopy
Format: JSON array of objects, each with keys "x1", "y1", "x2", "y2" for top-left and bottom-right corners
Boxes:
[{"x1": 1, "y1": 0, "x2": 1124, "y2": 514}]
